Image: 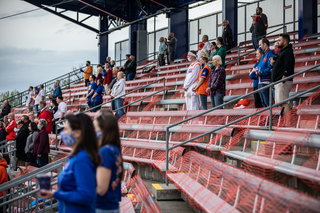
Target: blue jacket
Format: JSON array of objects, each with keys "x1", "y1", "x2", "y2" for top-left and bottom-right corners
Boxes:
[
  {"x1": 52, "y1": 85, "x2": 62, "y2": 99},
  {"x1": 257, "y1": 49, "x2": 275, "y2": 84},
  {"x1": 250, "y1": 62, "x2": 259, "y2": 88},
  {"x1": 53, "y1": 149, "x2": 97, "y2": 213}
]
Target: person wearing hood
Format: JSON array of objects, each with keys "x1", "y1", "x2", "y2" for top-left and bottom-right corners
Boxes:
[
  {"x1": 15, "y1": 115, "x2": 31, "y2": 166},
  {"x1": 6, "y1": 113, "x2": 17, "y2": 143},
  {"x1": 111, "y1": 72, "x2": 126, "y2": 120},
  {"x1": 0, "y1": 100, "x2": 11, "y2": 119}
]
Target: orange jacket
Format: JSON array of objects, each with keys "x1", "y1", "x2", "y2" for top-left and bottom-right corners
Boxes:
[
  {"x1": 6, "y1": 119, "x2": 17, "y2": 141},
  {"x1": 197, "y1": 65, "x2": 210, "y2": 96},
  {"x1": 38, "y1": 108, "x2": 52, "y2": 133},
  {"x1": 0, "y1": 159, "x2": 8, "y2": 196},
  {"x1": 84, "y1": 66, "x2": 93, "y2": 80}
]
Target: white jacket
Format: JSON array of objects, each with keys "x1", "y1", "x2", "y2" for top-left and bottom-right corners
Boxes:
[{"x1": 111, "y1": 78, "x2": 126, "y2": 98}]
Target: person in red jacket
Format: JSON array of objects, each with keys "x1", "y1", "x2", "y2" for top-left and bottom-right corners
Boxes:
[
  {"x1": 33, "y1": 119, "x2": 50, "y2": 167},
  {"x1": 38, "y1": 101, "x2": 52, "y2": 134},
  {"x1": 0, "y1": 153, "x2": 9, "y2": 197},
  {"x1": 103, "y1": 63, "x2": 113, "y2": 94},
  {"x1": 6, "y1": 113, "x2": 17, "y2": 142}
]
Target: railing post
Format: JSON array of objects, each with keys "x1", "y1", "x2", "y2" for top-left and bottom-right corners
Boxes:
[
  {"x1": 68, "y1": 73, "x2": 71, "y2": 87},
  {"x1": 69, "y1": 90, "x2": 72, "y2": 105},
  {"x1": 163, "y1": 79, "x2": 166, "y2": 100},
  {"x1": 237, "y1": 45, "x2": 240, "y2": 65},
  {"x1": 13, "y1": 141, "x2": 16, "y2": 171},
  {"x1": 269, "y1": 85, "x2": 273, "y2": 131},
  {"x1": 56, "y1": 124, "x2": 58, "y2": 151},
  {"x1": 165, "y1": 127, "x2": 169, "y2": 186}
]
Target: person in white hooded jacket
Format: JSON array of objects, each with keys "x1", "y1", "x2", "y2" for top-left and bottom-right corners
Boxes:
[
  {"x1": 183, "y1": 51, "x2": 201, "y2": 110},
  {"x1": 111, "y1": 71, "x2": 126, "y2": 119}
]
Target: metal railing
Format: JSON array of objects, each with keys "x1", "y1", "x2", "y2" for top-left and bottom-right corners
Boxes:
[
  {"x1": 0, "y1": 156, "x2": 68, "y2": 213},
  {"x1": 0, "y1": 140, "x2": 16, "y2": 171},
  {"x1": 164, "y1": 62, "x2": 320, "y2": 185}
]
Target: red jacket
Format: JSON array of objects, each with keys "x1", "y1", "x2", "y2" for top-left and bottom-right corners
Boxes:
[
  {"x1": 103, "y1": 69, "x2": 113, "y2": 85},
  {"x1": 0, "y1": 159, "x2": 8, "y2": 196},
  {"x1": 33, "y1": 128, "x2": 50, "y2": 155},
  {"x1": 6, "y1": 119, "x2": 17, "y2": 141},
  {"x1": 38, "y1": 108, "x2": 52, "y2": 133}
]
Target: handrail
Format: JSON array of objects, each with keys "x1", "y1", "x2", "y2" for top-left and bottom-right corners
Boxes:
[{"x1": 164, "y1": 62, "x2": 320, "y2": 185}]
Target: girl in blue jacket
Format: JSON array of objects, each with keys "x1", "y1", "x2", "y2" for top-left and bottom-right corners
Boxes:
[
  {"x1": 40, "y1": 113, "x2": 100, "y2": 213},
  {"x1": 93, "y1": 109, "x2": 123, "y2": 213}
]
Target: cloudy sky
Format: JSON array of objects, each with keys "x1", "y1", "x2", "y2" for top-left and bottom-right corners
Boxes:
[{"x1": 0, "y1": 0, "x2": 254, "y2": 95}]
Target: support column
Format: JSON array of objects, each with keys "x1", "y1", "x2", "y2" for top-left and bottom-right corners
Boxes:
[
  {"x1": 129, "y1": 20, "x2": 147, "y2": 65},
  {"x1": 99, "y1": 15, "x2": 108, "y2": 64},
  {"x1": 222, "y1": 0, "x2": 238, "y2": 45},
  {"x1": 298, "y1": 0, "x2": 318, "y2": 40},
  {"x1": 168, "y1": 8, "x2": 189, "y2": 59}
]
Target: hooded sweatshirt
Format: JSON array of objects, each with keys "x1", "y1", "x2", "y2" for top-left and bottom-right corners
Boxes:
[{"x1": 0, "y1": 159, "x2": 9, "y2": 197}]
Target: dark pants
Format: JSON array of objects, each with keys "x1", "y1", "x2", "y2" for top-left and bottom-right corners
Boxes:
[
  {"x1": 168, "y1": 51, "x2": 175, "y2": 64},
  {"x1": 92, "y1": 100, "x2": 103, "y2": 112},
  {"x1": 85, "y1": 79, "x2": 90, "y2": 87},
  {"x1": 27, "y1": 153, "x2": 38, "y2": 167},
  {"x1": 253, "y1": 35, "x2": 265, "y2": 50},
  {"x1": 114, "y1": 98, "x2": 125, "y2": 119},
  {"x1": 167, "y1": 54, "x2": 170, "y2": 65},
  {"x1": 88, "y1": 100, "x2": 94, "y2": 112},
  {"x1": 199, "y1": 94, "x2": 208, "y2": 110},
  {"x1": 254, "y1": 86, "x2": 263, "y2": 108},
  {"x1": 210, "y1": 93, "x2": 224, "y2": 109},
  {"x1": 126, "y1": 72, "x2": 135, "y2": 81},
  {"x1": 158, "y1": 54, "x2": 165, "y2": 66},
  {"x1": 37, "y1": 153, "x2": 48, "y2": 168},
  {"x1": 258, "y1": 84, "x2": 270, "y2": 107}
]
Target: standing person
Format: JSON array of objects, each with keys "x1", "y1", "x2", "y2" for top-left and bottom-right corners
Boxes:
[
  {"x1": 222, "y1": 20, "x2": 234, "y2": 52},
  {"x1": 111, "y1": 72, "x2": 126, "y2": 119},
  {"x1": 25, "y1": 122, "x2": 39, "y2": 167},
  {"x1": 33, "y1": 119, "x2": 49, "y2": 167},
  {"x1": 0, "y1": 122, "x2": 8, "y2": 141},
  {"x1": 51, "y1": 98, "x2": 59, "y2": 134},
  {"x1": 0, "y1": 100, "x2": 11, "y2": 119},
  {"x1": 208, "y1": 42, "x2": 218, "y2": 69},
  {"x1": 215, "y1": 37, "x2": 226, "y2": 68},
  {"x1": 34, "y1": 84, "x2": 45, "y2": 115},
  {"x1": 6, "y1": 113, "x2": 17, "y2": 143},
  {"x1": 56, "y1": 96, "x2": 67, "y2": 124},
  {"x1": 91, "y1": 79, "x2": 105, "y2": 113},
  {"x1": 125, "y1": 55, "x2": 137, "y2": 81},
  {"x1": 254, "y1": 7, "x2": 268, "y2": 45},
  {"x1": 250, "y1": 48, "x2": 264, "y2": 108},
  {"x1": 38, "y1": 101, "x2": 52, "y2": 134},
  {"x1": 51, "y1": 80, "x2": 62, "y2": 100},
  {"x1": 94, "y1": 109, "x2": 123, "y2": 213},
  {"x1": 106, "y1": 57, "x2": 111, "y2": 65},
  {"x1": 0, "y1": 153, "x2": 8, "y2": 210},
  {"x1": 110, "y1": 60, "x2": 115, "y2": 70},
  {"x1": 120, "y1": 54, "x2": 131, "y2": 73},
  {"x1": 183, "y1": 51, "x2": 201, "y2": 110},
  {"x1": 271, "y1": 34, "x2": 295, "y2": 116},
  {"x1": 15, "y1": 115, "x2": 31, "y2": 166},
  {"x1": 166, "y1": 32, "x2": 177, "y2": 65},
  {"x1": 26, "y1": 86, "x2": 35, "y2": 113},
  {"x1": 85, "y1": 75, "x2": 97, "y2": 111},
  {"x1": 103, "y1": 64, "x2": 112, "y2": 94},
  {"x1": 206, "y1": 55, "x2": 226, "y2": 109},
  {"x1": 80, "y1": 61, "x2": 93, "y2": 87},
  {"x1": 40, "y1": 114, "x2": 100, "y2": 213},
  {"x1": 158, "y1": 37, "x2": 166, "y2": 66},
  {"x1": 192, "y1": 56, "x2": 210, "y2": 110},
  {"x1": 96, "y1": 64, "x2": 104, "y2": 83},
  {"x1": 109, "y1": 67, "x2": 119, "y2": 111},
  {"x1": 250, "y1": 14, "x2": 258, "y2": 49},
  {"x1": 3, "y1": 116, "x2": 9, "y2": 127}
]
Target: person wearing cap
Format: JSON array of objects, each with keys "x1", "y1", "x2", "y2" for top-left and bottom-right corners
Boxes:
[{"x1": 184, "y1": 51, "x2": 201, "y2": 110}]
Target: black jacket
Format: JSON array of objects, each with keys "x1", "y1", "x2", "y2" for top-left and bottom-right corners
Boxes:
[
  {"x1": 1, "y1": 104, "x2": 11, "y2": 117},
  {"x1": 109, "y1": 76, "x2": 117, "y2": 90},
  {"x1": 0, "y1": 128, "x2": 8, "y2": 142},
  {"x1": 126, "y1": 61, "x2": 137, "y2": 74},
  {"x1": 222, "y1": 25, "x2": 233, "y2": 46},
  {"x1": 120, "y1": 60, "x2": 131, "y2": 72},
  {"x1": 271, "y1": 44, "x2": 295, "y2": 82},
  {"x1": 15, "y1": 121, "x2": 31, "y2": 150}
]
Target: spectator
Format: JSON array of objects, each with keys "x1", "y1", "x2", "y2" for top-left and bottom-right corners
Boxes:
[
  {"x1": 120, "y1": 54, "x2": 131, "y2": 73},
  {"x1": 0, "y1": 122, "x2": 7, "y2": 141},
  {"x1": 25, "y1": 122, "x2": 39, "y2": 167},
  {"x1": 56, "y1": 96, "x2": 67, "y2": 124},
  {"x1": 110, "y1": 60, "x2": 115, "y2": 69},
  {"x1": 40, "y1": 114, "x2": 100, "y2": 213},
  {"x1": 0, "y1": 100, "x2": 11, "y2": 119},
  {"x1": 34, "y1": 84, "x2": 45, "y2": 115},
  {"x1": 103, "y1": 63, "x2": 112, "y2": 94},
  {"x1": 111, "y1": 72, "x2": 126, "y2": 119},
  {"x1": 208, "y1": 42, "x2": 218, "y2": 69},
  {"x1": 197, "y1": 35, "x2": 211, "y2": 61},
  {"x1": 271, "y1": 34, "x2": 295, "y2": 116},
  {"x1": 125, "y1": 55, "x2": 137, "y2": 81},
  {"x1": 94, "y1": 110, "x2": 123, "y2": 212},
  {"x1": 3, "y1": 116, "x2": 9, "y2": 127},
  {"x1": 273, "y1": 40, "x2": 281, "y2": 54},
  {"x1": 51, "y1": 98, "x2": 59, "y2": 133},
  {"x1": 206, "y1": 55, "x2": 226, "y2": 109},
  {"x1": 254, "y1": 7, "x2": 268, "y2": 47},
  {"x1": 158, "y1": 37, "x2": 166, "y2": 66},
  {"x1": 85, "y1": 75, "x2": 97, "y2": 111},
  {"x1": 192, "y1": 56, "x2": 210, "y2": 110},
  {"x1": 38, "y1": 101, "x2": 52, "y2": 133},
  {"x1": 166, "y1": 32, "x2": 178, "y2": 65},
  {"x1": 184, "y1": 51, "x2": 201, "y2": 110},
  {"x1": 0, "y1": 153, "x2": 9, "y2": 202},
  {"x1": 250, "y1": 48, "x2": 264, "y2": 108},
  {"x1": 26, "y1": 86, "x2": 35, "y2": 113},
  {"x1": 2, "y1": 153, "x2": 11, "y2": 180},
  {"x1": 96, "y1": 64, "x2": 104, "y2": 83},
  {"x1": 33, "y1": 119, "x2": 49, "y2": 167},
  {"x1": 250, "y1": 14, "x2": 258, "y2": 49},
  {"x1": 51, "y1": 80, "x2": 62, "y2": 100},
  {"x1": 106, "y1": 56, "x2": 111, "y2": 64},
  {"x1": 80, "y1": 61, "x2": 93, "y2": 87},
  {"x1": 6, "y1": 113, "x2": 17, "y2": 143},
  {"x1": 15, "y1": 115, "x2": 30, "y2": 166},
  {"x1": 109, "y1": 67, "x2": 119, "y2": 111},
  {"x1": 222, "y1": 20, "x2": 234, "y2": 51},
  {"x1": 215, "y1": 37, "x2": 226, "y2": 68},
  {"x1": 91, "y1": 79, "x2": 105, "y2": 113}
]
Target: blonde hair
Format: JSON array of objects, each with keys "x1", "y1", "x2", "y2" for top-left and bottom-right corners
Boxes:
[
  {"x1": 212, "y1": 55, "x2": 222, "y2": 66},
  {"x1": 97, "y1": 67, "x2": 104, "y2": 75},
  {"x1": 118, "y1": 71, "x2": 125, "y2": 78},
  {"x1": 201, "y1": 49, "x2": 209, "y2": 57}
]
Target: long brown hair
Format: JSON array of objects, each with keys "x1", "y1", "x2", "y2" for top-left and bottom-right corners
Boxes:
[{"x1": 65, "y1": 113, "x2": 100, "y2": 167}]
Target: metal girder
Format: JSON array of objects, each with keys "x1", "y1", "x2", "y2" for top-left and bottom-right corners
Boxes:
[
  {"x1": 78, "y1": 0, "x2": 128, "y2": 22},
  {"x1": 150, "y1": 0, "x2": 170, "y2": 8},
  {"x1": 175, "y1": 0, "x2": 201, "y2": 7}
]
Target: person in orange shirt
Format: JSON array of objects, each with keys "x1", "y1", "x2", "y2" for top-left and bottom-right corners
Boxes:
[
  {"x1": 192, "y1": 56, "x2": 210, "y2": 110},
  {"x1": 80, "y1": 60, "x2": 93, "y2": 87}
]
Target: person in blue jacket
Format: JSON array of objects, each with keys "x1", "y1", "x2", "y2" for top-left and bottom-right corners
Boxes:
[
  {"x1": 85, "y1": 75, "x2": 97, "y2": 111},
  {"x1": 256, "y1": 38, "x2": 275, "y2": 107},
  {"x1": 94, "y1": 109, "x2": 123, "y2": 213},
  {"x1": 91, "y1": 79, "x2": 105, "y2": 112},
  {"x1": 40, "y1": 113, "x2": 100, "y2": 213},
  {"x1": 51, "y1": 80, "x2": 62, "y2": 99},
  {"x1": 250, "y1": 47, "x2": 264, "y2": 108}
]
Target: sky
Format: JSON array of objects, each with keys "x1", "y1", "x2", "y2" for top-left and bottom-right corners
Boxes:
[{"x1": 0, "y1": 0, "x2": 255, "y2": 94}]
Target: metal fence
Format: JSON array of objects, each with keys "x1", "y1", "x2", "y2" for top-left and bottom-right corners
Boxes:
[{"x1": 0, "y1": 139, "x2": 16, "y2": 171}]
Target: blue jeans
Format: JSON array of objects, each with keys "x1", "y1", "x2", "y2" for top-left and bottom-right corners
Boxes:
[
  {"x1": 96, "y1": 208, "x2": 119, "y2": 213},
  {"x1": 199, "y1": 94, "x2": 208, "y2": 110},
  {"x1": 37, "y1": 153, "x2": 48, "y2": 168},
  {"x1": 258, "y1": 84, "x2": 270, "y2": 107},
  {"x1": 111, "y1": 97, "x2": 115, "y2": 111},
  {"x1": 210, "y1": 93, "x2": 224, "y2": 109},
  {"x1": 253, "y1": 35, "x2": 265, "y2": 50},
  {"x1": 34, "y1": 104, "x2": 39, "y2": 114},
  {"x1": 114, "y1": 98, "x2": 124, "y2": 119},
  {"x1": 126, "y1": 72, "x2": 135, "y2": 81},
  {"x1": 93, "y1": 100, "x2": 103, "y2": 112},
  {"x1": 88, "y1": 100, "x2": 94, "y2": 112}
]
